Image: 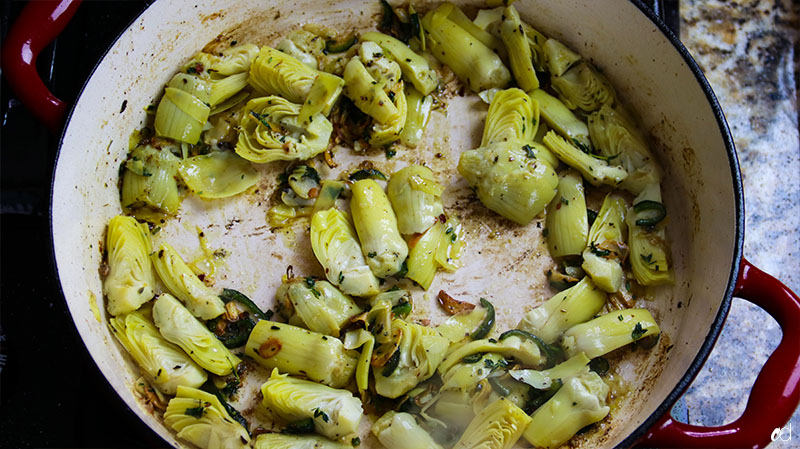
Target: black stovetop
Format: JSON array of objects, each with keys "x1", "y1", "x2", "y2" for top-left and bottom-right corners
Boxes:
[{"x1": 1, "y1": 2, "x2": 163, "y2": 447}]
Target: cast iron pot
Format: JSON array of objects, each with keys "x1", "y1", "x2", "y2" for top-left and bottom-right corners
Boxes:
[{"x1": 3, "y1": 0, "x2": 799, "y2": 447}]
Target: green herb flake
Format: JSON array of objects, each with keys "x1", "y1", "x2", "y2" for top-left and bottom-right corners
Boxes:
[
  {"x1": 313, "y1": 407, "x2": 330, "y2": 423},
  {"x1": 572, "y1": 138, "x2": 592, "y2": 154},
  {"x1": 522, "y1": 144, "x2": 536, "y2": 159},
  {"x1": 641, "y1": 253, "x2": 654, "y2": 264},
  {"x1": 250, "y1": 111, "x2": 273, "y2": 130},
  {"x1": 631, "y1": 322, "x2": 646, "y2": 341},
  {"x1": 351, "y1": 437, "x2": 361, "y2": 447},
  {"x1": 590, "y1": 242, "x2": 611, "y2": 257},
  {"x1": 348, "y1": 168, "x2": 388, "y2": 181},
  {"x1": 185, "y1": 401, "x2": 208, "y2": 418}
]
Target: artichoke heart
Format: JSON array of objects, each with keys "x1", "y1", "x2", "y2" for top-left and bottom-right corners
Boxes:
[
  {"x1": 310, "y1": 208, "x2": 380, "y2": 297},
  {"x1": 121, "y1": 144, "x2": 181, "y2": 220},
  {"x1": 517, "y1": 276, "x2": 607, "y2": 344},
  {"x1": 276, "y1": 30, "x2": 324, "y2": 70},
  {"x1": 422, "y1": 4, "x2": 510, "y2": 92},
  {"x1": 342, "y1": 41, "x2": 407, "y2": 146},
  {"x1": 582, "y1": 194, "x2": 628, "y2": 292},
  {"x1": 551, "y1": 61, "x2": 616, "y2": 113},
  {"x1": 155, "y1": 74, "x2": 211, "y2": 144},
  {"x1": 254, "y1": 434, "x2": 350, "y2": 449},
  {"x1": 545, "y1": 169, "x2": 589, "y2": 258},
  {"x1": 627, "y1": 183, "x2": 674, "y2": 285},
  {"x1": 164, "y1": 386, "x2": 250, "y2": 449},
  {"x1": 110, "y1": 309, "x2": 207, "y2": 395},
  {"x1": 248, "y1": 45, "x2": 343, "y2": 112},
  {"x1": 152, "y1": 294, "x2": 241, "y2": 376},
  {"x1": 151, "y1": 242, "x2": 225, "y2": 320},
  {"x1": 235, "y1": 96, "x2": 332, "y2": 164},
  {"x1": 275, "y1": 277, "x2": 362, "y2": 337},
  {"x1": 387, "y1": 165, "x2": 445, "y2": 235},
  {"x1": 523, "y1": 369, "x2": 610, "y2": 449},
  {"x1": 438, "y1": 335, "x2": 544, "y2": 375},
  {"x1": 542, "y1": 38, "x2": 581, "y2": 77},
  {"x1": 440, "y1": 352, "x2": 505, "y2": 392},
  {"x1": 458, "y1": 142, "x2": 558, "y2": 225},
  {"x1": 500, "y1": 5, "x2": 539, "y2": 91},
  {"x1": 361, "y1": 31, "x2": 439, "y2": 95},
  {"x1": 261, "y1": 368, "x2": 363, "y2": 440},
  {"x1": 588, "y1": 104, "x2": 662, "y2": 194},
  {"x1": 453, "y1": 397, "x2": 531, "y2": 449},
  {"x1": 371, "y1": 411, "x2": 443, "y2": 449},
  {"x1": 182, "y1": 43, "x2": 259, "y2": 107},
  {"x1": 561, "y1": 308, "x2": 660, "y2": 359},
  {"x1": 543, "y1": 131, "x2": 627, "y2": 187},
  {"x1": 178, "y1": 151, "x2": 259, "y2": 199},
  {"x1": 245, "y1": 321, "x2": 357, "y2": 388},
  {"x1": 350, "y1": 179, "x2": 408, "y2": 278},
  {"x1": 373, "y1": 318, "x2": 449, "y2": 398},
  {"x1": 103, "y1": 215, "x2": 157, "y2": 316},
  {"x1": 482, "y1": 88, "x2": 539, "y2": 147}
]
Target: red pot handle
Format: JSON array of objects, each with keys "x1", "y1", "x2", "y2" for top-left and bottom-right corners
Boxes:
[
  {"x1": 0, "y1": 0, "x2": 82, "y2": 133},
  {"x1": 638, "y1": 257, "x2": 800, "y2": 448}
]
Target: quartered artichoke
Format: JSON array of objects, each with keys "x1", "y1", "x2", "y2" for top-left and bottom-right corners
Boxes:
[
  {"x1": 588, "y1": 104, "x2": 662, "y2": 194},
  {"x1": 155, "y1": 73, "x2": 211, "y2": 144},
  {"x1": 523, "y1": 369, "x2": 610, "y2": 449},
  {"x1": 310, "y1": 208, "x2": 380, "y2": 297},
  {"x1": 103, "y1": 215, "x2": 157, "y2": 316},
  {"x1": 350, "y1": 179, "x2": 408, "y2": 278},
  {"x1": 453, "y1": 397, "x2": 531, "y2": 449},
  {"x1": 151, "y1": 242, "x2": 225, "y2": 320},
  {"x1": 109, "y1": 309, "x2": 207, "y2": 395},
  {"x1": 164, "y1": 386, "x2": 250, "y2": 449},
  {"x1": 373, "y1": 318, "x2": 449, "y2": 398},
  {"x1": 152, "y1": 293, "x2": 240, "y2": 376},
  {"x1": 245, "y1": 321, "x2": 358, "y2": 388},
  {"x1": 386, "y1": 165, "x2": 445, "y2": 235},
  {"x1": 121, "y1": 144, "x2": 181, "y2": 220},
  {"x1": 343, "y1": 41, "x2": 407, "y2": 146},
  {"x1": 371, "y1": 411, "x2": 443, "y2": 449},
  {"x1": 275, "y1": 277, "x2": 362, "y2": 337},
  {"x1": 235, "y1": 96, "x2": 333, "y2": 163},
  {"x1": 261, "y1": 368, "x2": 363, "y2": 440}
]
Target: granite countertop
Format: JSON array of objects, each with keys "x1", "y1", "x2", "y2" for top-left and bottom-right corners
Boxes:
[{"x1": 677, "y1": 1, "x2": 800, "y2": 446}]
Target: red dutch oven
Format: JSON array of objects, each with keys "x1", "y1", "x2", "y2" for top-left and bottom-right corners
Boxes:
[{"x1": 3, "y1": 0, "x2": 799, "y2": 448}]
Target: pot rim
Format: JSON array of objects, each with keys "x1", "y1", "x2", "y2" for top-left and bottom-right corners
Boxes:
[
  {"x1": 48, "y1": 1, "x2": 746, "y2": 447},
  {"x1": 614, "y1": 2, "x2": 744, "y2": 447}
]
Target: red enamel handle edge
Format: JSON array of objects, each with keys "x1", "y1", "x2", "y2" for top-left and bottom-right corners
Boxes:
[
  {"x1": 0, "y1": 0, "x2": 82, "y2": 133},
  {"x1": 637, "y1": 257, "x2": 800, "y2": 448}
]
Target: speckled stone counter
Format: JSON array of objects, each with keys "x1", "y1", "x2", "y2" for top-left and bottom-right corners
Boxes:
[{"x1": 677, "y1": 1, "x2": 800, "y2": 447}]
